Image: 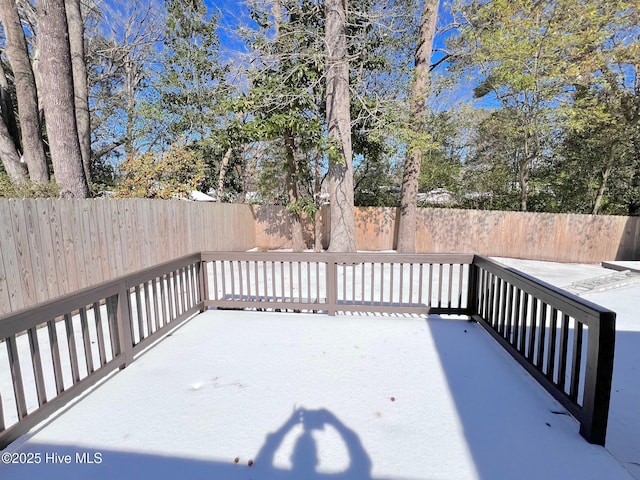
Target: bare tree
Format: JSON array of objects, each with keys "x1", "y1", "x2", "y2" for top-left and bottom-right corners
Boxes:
[
  {"x1": 0, "y1": 0, "x2": 49, "y2": 183},
  {"x1": 65, "y1": 0, "x2": 91, "y2": 183},
  {"x1": 325, "y1": 0, "x2": 356, "y2": 252},
  {"x1": 38, "y1": 0, "x2": 89, "y2": 197},
  {"x1": 397, "y1": 0, "x2": 439, "y2": 253}
]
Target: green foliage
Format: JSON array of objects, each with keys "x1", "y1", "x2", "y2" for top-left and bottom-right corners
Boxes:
[
  {"x1": 0, "y1": 173, "x2": 60, "y2": 198},
  {"x1": 114, "y1": 146, "x2": 207, "y2": 198}
]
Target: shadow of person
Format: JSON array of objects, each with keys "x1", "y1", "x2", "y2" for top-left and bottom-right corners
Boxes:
[{"x1": 254, "y1": 407, "x2": 373, "y2": 479}]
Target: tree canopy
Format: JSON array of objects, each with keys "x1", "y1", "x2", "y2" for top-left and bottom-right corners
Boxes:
[{"x1": 0, "y1": 0, "x2": 637, "y2": 220}]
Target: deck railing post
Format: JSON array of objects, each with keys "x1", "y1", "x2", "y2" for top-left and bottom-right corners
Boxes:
[
  {"x1": 579, "y1": 311, "x2": 616, "y2": 445},
  {"x1": 198, "y1": 257, "x2": 208, "y2": 311},
  {"x1": 326, "y1": 257, "x2": 337, "y2": 316},
  {"x1": 116, "y1": 282, "x2": 134, "y2": 368},
  {"x1": 467, "y1": 258, "x2": 480, "y2": 316}
]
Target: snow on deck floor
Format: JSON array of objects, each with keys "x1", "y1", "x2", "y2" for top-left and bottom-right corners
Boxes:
[{"x1": 0, "y1": 309, "x2": 630, "y2": 480}]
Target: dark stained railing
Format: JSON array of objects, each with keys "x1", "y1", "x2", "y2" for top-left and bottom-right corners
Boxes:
[
  {"x1": 469, "y1": 255, "x2": 615, "y2": 445},
  {"x1": 0, "y1": 251, "x2": 615, "y2": 449}
]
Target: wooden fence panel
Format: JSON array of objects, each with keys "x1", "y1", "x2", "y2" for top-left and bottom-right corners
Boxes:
[{"x1": 0, "y1": 199, "x2": 256, "y2": 314}]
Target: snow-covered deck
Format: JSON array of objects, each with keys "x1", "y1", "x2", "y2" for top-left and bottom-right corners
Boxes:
[
  {"x1": 1, "y1": 257, "x2": 639, "y2": 479},
  {"x1": 0, "y1": 308, "x2": 632, "y2": 480}
]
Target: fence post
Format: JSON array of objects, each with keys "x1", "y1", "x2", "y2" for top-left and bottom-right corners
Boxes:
[
  {"x1": 579, "y1": 311, "x2": 616, "y2": 445},
  {"x1": 326, "y1": 257, "x2": 337, "y2": 316},
  {"x1": 198, "y1": 257, "x2": 208, "y2": 311},
  {"x1": 467, "y1": 258, "x2": 480, "y2": 317},
  {"x1": 116, "y1": 282, "x2": 134, "y2": 368}
]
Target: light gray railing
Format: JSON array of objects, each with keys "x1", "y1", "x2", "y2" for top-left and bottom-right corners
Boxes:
[{"x1": 0, "y1": 253, "x2": 203, "y2": 449}]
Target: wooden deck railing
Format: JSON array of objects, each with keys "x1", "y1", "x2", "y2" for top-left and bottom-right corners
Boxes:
[
  {"x1": 0, "y1": 253, "x2": 203, "y2": 449},
  {"x1": 0, "y1": 251, "x2": 615, "y2": 449},
  {"x1": 469, "y1": 255, "x2": 615, "y2": 445},
  {"x1": 200, "y1": 252, "x2": 473, "y2": 316}
]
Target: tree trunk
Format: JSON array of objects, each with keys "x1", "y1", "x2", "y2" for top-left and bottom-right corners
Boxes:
[
  {"x1": 65, "y1": 0, "x2": 92, "y2": 184},
  {"x1": 284, "y1": 131, "x2": 305, "y2": 252},
  {"x1": 397, "y1": 0, "x2": 439, "y2": 253},
  {"x1": 0, "y1": 0, "x2": 50, "y2": 183},
  {"x1": 216, "y1": 146, "x2": 232, "y2": 202},
  {"x1": 325, "y1": 0, "x2": 356, "y2": 253},
  {"x1": 592, "y1": 146, "x2": 615, "y2": 215},
  {"x1": 38, "y1": 0, "x2": 89, "y2": 198},
  {"x1": 0, "y1": 54, "x2": 21, "y2": 150},
  {"x1": 0, "y1": 115, "x2": 28, "y2": 183}
]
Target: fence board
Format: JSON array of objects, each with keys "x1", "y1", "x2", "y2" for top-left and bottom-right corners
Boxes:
[
  {"x1": 34, "y1": 199, "x2": 59, "y2": 300},
  {"x1": 0, "y1": 204, "x2": 22, "y2": 313},
  {"x1": 8, "y1": 200, "x2": 37, "y2": 306}
]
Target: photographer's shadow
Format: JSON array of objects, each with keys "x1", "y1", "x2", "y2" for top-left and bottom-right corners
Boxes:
[{"x1": 253, "y1": 407, "x2": 373, "y2": 479}]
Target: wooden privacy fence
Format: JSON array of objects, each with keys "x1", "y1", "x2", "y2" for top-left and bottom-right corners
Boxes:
[
  {"x1": 0, "y1": 252, "x2": 615, "y2": 449},
  {"x1": 0, "y1": 199, "x2": 255, "y2": 315},
  {"x1": 254, "y1": 206, "x2": 640, "y2": 263}
]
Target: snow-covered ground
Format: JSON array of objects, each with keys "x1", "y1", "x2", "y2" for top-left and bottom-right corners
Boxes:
[{"x1": 1, "y1": 258, "x2": 638, "y2": 480}]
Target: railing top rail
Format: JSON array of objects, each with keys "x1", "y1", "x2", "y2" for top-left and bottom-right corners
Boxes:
[
  {"x1": 0, "y1": 252, "x2": 202, "y2": 339},
  {"x1": 201, "y1": 251, "x2": 476, "y2": 264},
  {"x1": 472, "y1": 254, "x2": 616, "y2": 321}
]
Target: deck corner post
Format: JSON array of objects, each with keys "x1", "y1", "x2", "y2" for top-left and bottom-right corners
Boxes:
[
  {"x1": 579, "y1": 311, "x2": 616, "y2": 445},
  {"x1": 198, "y1": 256, "x2": 209, "y2": 312},
  {"x1": 467, "y1": 258, "x2": 480, "y2": 317}
]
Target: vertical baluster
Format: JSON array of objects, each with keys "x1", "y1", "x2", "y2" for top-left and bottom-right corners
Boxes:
[
  {"x1": 518, "y1": 293, "x2": 529, "y2": 353},
  {"x1": 160, "y1": 276, "x2": 169, "y2": 327},
  {"x1": 167, "y1": 273, "x2": 176, "y2": 321},
  {"x1": 369, "y1": 263, "x2": 375, "y2": 305},
  {"x1": 569, "y1": 321, "x2": 584, "y2": 402},
  {"x1": 237, "y1": 260, "x2": 244, "y2": 302},
  {"x1": 280, "y1": 262, "x2": 285, "y2": 302},
  {"x1": 498, "y1": 279, "x2": 507, "y2": 335},
  {"x1": 527, "y1": 298, "x2": 539, "y2": 362},
  {"x1": 351, "y1": 263, "x2": 356, "y2": 305},
  {"x1": 47, "y1": 319, "x2": 65, "y2": 394},
  {"x1": 408, "y1": 263, "x2": 414, "y2": 306},
  {"x1": 360, "y1": 262, "x2": 365, "y2": 305},
  {"x1": 428, "y1": 264, "x2": 433, "y2": 308},
  {"x1": 537, "y1": 303, "x2": 548, "y2": 370},
  {"x1": 152, "y1": 279, "x2": 161, "y2": 331},
  {"x1": 505, "y1": 284, "x2": 514, "y2": 341},
  {"x1": 6, "y1": 335, "x2": 28, "y2": 418},
  {"x1": 80, "y1": 307, "x2": 95, "y2": 374},
  {"x1": 298, "y1": 262, "x2": 303, "y2": 303},
  {"x1": 547, "y1": 308, "x2": 559, "y2": 382},
  {"x1": 28, "y1": 327, "x2": 47, "y2": 406},
  {"x1": 247, "y1": 261, "x2": 253, "y2": 302},
  {"x1": 134, "y1": 285, "x2": 144, "y2": 341},
  {"x1": 458, "y1": 264, "x2": 464, "y2": 309},
  {"x1": 558, "y1": 314, "x2": 571, "y2": 391},
  {"x1": 379, "y1": 263, "x2": 384, "y2": 305},
  {"x1": 447, "y1": 264, "x2": 454, "y2": 309},
  {"x1": 418, "y1": 264, "x2": 424, "y2": 306},
  {"x1": 437, "y1": 264, "x2": 444, "y2": 309},
  {"x1": 212, "y1": 261, "x2": 219, "y2": 302},
  {"x1": 230, "y1": 261, "x2": 236, "y2": 303},
  {"x1": 93, "y1": 302, "x2": 107, "y2": 366},
  {"x1": 512, "y1": 289, "x2": 522, "y2": 347},
  {"x1": 172, "y1": 270, "x2": 181, "y2": 316},
  {"x1": 399, "y1": 263, "x2": 404, "y2": 306},
  {"x1": 144, "y1": 282, "x2": 153, "y2": 334}
]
